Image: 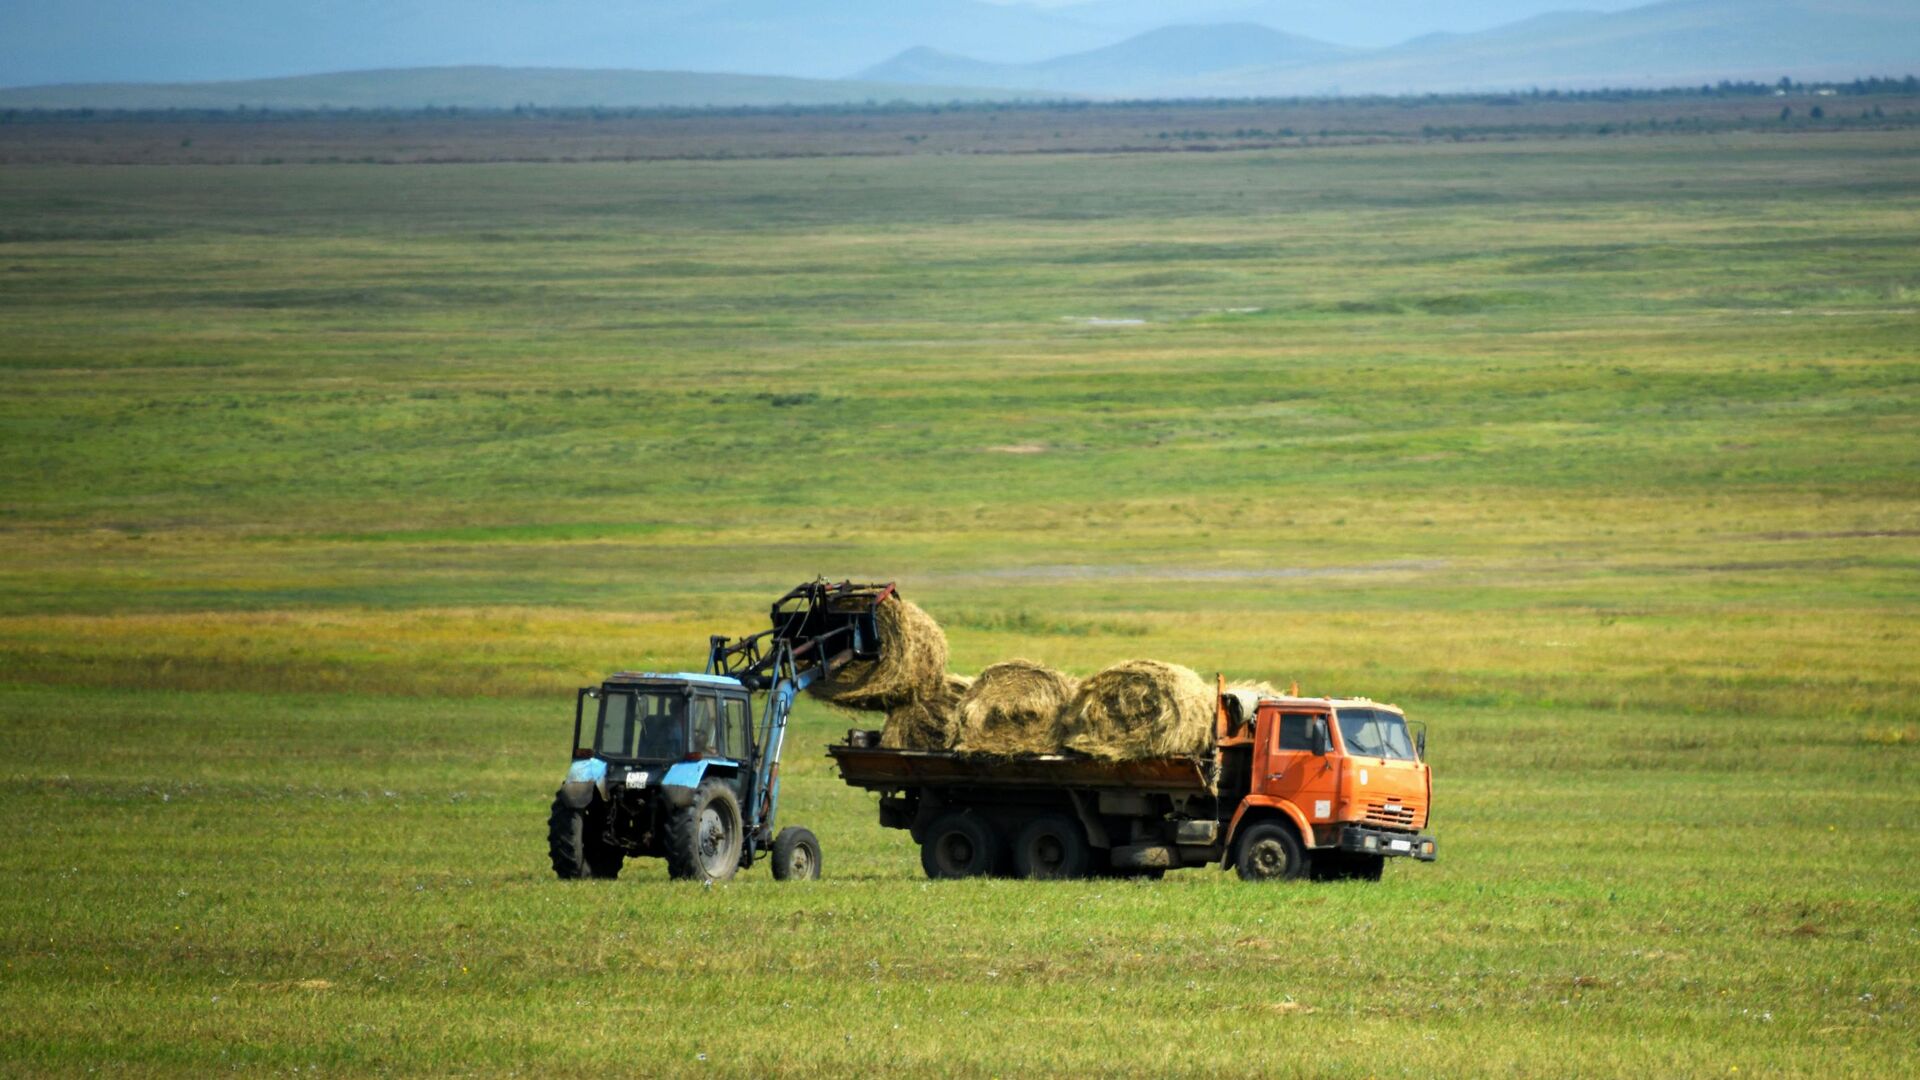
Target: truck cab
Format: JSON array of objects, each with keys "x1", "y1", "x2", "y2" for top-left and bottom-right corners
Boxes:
[{"x1": 1218, "y1": 694, "x2": 1436, "y2": 880}]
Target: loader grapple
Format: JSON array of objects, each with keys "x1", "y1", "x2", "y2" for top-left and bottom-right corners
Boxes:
[{"x1": 705, "y1": 578, "x2": 897, "y2": 689}]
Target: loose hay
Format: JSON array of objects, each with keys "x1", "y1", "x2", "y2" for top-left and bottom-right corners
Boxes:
[
  {"x1": 809, "y1": 597, "x2": 949, "y2": 711},
  {"x1": 1059, "y1": 659, "x2": 1216, "y2": 761},
  {"x1": 954, "y1": 659, "x2": 1080, "y2": 756},
  {"x1": 878, "y1": 672, "x2": 966, "y2": 750}
]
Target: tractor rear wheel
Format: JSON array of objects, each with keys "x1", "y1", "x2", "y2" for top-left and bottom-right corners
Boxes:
[
  {"x1": 1012, "y1": 815, "x2": 1092, "y2": 880},
  {"x1": 665, "y1": 781, "x2": 744, "y2": 882},
  {"x1": 919, "y1": 812, "x2": 1001, "y2": 879},
  {"x1": 548, "y1": 792, "x2": 624, "y2": 880},
  {"x1": 770, "y1": 825, "x2": 822, "y2": 881},
  {"x1": 1234, "y1": 822, "x2": 1308, "y2": 882}
]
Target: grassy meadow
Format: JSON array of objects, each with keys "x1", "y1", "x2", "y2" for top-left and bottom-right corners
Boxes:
[{"x1": 2, "y1": 126, "x2": 1918, "y2": 1074}]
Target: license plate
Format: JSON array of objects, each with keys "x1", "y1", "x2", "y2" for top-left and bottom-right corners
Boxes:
[
  {"x1": 625, "y1": 771, "x2": 650, "y2": 786},
  {"x1": 1389, "y1": 839, "x2": 1411, "y2": 852}
]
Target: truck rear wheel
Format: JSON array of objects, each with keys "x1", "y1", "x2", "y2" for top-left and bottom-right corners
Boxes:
[
  {"x1": 665, "y1": 781, "x2": 744, "y2": 882},
  {"x1": 547, "y1": 792, "x2": 624, "y2": 880},
  {"x1": 1234, "y1": 822, "x2": 1308, "y2": 882},
  {"x1": 920, "y1": 812, "x2": 1001, "y2": 879},
  {"x1": 771, "y1": 825, "x2": 822, "y2": 881},
  {"x1": 1012, "y1": 815, "x2": 1091, "y2": 880}
]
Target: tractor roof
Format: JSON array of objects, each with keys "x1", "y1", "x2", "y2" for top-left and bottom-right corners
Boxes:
[{"x1": 604, "y1": 671, "x2": 746, "y2": 690}]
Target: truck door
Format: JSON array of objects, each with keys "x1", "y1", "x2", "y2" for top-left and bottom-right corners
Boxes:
[{"x1": 1260, "y1": 709, "x2": 1339, "y2": 837}]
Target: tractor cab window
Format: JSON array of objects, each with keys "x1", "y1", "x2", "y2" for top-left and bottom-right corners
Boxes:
[
  {"x1": 690, "y1": 695, "x2": 722, "y2": 757},
  {"x1": 595, "y1": 689, "x2": 689, "y2": 760},
  {"x1": 724, "y1": 697, "x2": 753, "y2": 759},
  {"x1": 1336, "y1": 708, "x2": 1416, "y2": 761}
]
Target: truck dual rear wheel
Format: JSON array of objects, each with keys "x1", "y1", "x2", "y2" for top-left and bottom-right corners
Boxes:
[
  {"x1": 1012, "y1": 815, "x2": 1092, "y2": 880},
  {"x1": 665, "y1": 780, "x2": 744, "y2": 883},
  {"x1": 771, "y1": 825, "x2": 822, "y2": 881},
  {"x1": 1234, "y1": 822, "x2": 1308, "y2": 882},
  {"x1": 920, "y1": 812, "x2": 1002, "y2": 879},
  {"x1": 547, "y1": 792, "x2": 625, "y2": 880}
]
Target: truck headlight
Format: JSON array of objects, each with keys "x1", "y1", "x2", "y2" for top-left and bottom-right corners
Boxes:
[
  {"x1": 1363, "y1": 835, "x2": 1379, "y2": 851},
  {"x1": 1420, "y1": 840, "x2": 1435, "y2": 856}
]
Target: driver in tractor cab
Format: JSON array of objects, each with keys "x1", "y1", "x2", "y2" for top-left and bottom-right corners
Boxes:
[{"x1": 635, "y1": 697, "x2": 687, "y2": 759}]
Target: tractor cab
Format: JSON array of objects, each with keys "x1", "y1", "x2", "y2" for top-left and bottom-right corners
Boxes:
[{"x1": 573, "y1": 673, "x2": 756, "y2": 767}]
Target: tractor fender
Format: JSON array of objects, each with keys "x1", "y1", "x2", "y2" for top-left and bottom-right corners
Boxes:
[
  {"x1": 659, "y1": 758, "x2": 741, "y2": 809},
  {"x1": 1223, "y1": 796, "x2": 1315, "y2": 862},
  {"x1": 561, "y1": 757, "x2": 608, "y2": 809}
]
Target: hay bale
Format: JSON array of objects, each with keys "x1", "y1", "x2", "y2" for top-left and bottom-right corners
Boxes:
[
  {"x1": 878, "y1": 673, "x2": 966, "y2": 751},
  {"x1": 1058, "y1": 659, "x2": 1216, "y2": 761},
  {"x1": 809, "y1": 597, "x2": 949, "y2": 712},
  {"x1": 954, "y1": 659, "x2": 1080, "y2": 756}
]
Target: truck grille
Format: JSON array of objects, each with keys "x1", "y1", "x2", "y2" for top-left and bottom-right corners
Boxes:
[{"x1": 1363, "y1": 801, "x2": 1417, "y2": 827}]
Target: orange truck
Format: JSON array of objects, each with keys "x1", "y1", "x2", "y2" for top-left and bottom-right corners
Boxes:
[{"x1": 828, "y1": 686, "x2": 1436, "y2": 881}]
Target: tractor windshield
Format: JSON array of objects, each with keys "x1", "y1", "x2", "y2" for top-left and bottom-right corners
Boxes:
[
  {"x1": 592, "y1": 689, "x2": 689, "y2": 761},
  {"x1": 1336, "y1": 708, "x2": 1417, "y2": 762}
]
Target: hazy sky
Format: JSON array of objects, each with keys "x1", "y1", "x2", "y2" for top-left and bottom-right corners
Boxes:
[{"x1": 2, "y1": 0, "x2": 1674, "y2": 87}]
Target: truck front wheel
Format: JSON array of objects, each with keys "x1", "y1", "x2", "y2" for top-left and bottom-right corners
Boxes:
[
  {"x1": 1234, "y1": 822, "x2": 1308, "y2": 882},
  {"x1": 1012, "y1": 815, "x2": 1091, "y2": 880},
  {"x1": 920, "y1": 812, "x2": 1001, "y2": 879}
]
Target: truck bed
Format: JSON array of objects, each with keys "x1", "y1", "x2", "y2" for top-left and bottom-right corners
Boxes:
[{"x1": 828, "y1": 741, "x2": 1215, "y2": 795}]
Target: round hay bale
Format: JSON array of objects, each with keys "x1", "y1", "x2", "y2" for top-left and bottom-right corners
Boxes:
[
  {"x1": 1058, "y1": 659, "x2": 1215, "y2": 761},
  {"x1": 878, "y1": 674, "x2": 966, "y2": 751},
  {"x1": 954, "y1": 659, "x2": 1079, "y2": 756},
  {"x1": 809, "y1": 597, "x2": 949, "y2": 712}
]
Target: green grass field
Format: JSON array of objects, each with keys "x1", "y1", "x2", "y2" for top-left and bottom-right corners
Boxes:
[{"x1": 2, "y1": 127, "x2": 1917, "y2": 1075}]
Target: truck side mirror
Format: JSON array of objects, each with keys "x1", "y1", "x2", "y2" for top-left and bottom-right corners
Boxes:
[
  {"x1": 1311, "y1": 718, "x2": 1330, "y2": 756},
  {"x1": 1416, "y1": 730, "x2": 1427, "y2": 760}
]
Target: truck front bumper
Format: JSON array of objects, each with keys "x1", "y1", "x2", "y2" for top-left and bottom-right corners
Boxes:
[{"x1": 1337, "y1": 825, "x2": 1436, "y2": 861}]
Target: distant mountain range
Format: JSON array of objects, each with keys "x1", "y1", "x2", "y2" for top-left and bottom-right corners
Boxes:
[
  {"x1": 0, "y1": 66, "x2": 1048, "y2": 112},
  {"x1": 861, "y1": 24, "x2": 1354, "y2": 98},
  {"x1": 0, "y1": 2, "x2": 1670, "y2": 88},
  {"x1": 0, "y1": 1, "x2": 1110, "y2": 87},
  {"x1": 1, "y1": 0, "x2": 1915, "y2": 109},
  {"x1": 1049, "y1": 0, "x2": 1652, "y2": 50},
  {"x1": 870, "y1": 0, "x2": 1920, "y2": 99}
]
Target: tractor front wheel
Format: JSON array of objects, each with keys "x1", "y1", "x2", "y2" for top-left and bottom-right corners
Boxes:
[
  {"x1": 770, "y1": 825, "x2": 822, "y2": 881},
  {"x1": 547, "y1": 792, "x2": 624, "y2": 880},
  {"x1": 665, "y1": 781, "x2": 744, "y2": 883}
]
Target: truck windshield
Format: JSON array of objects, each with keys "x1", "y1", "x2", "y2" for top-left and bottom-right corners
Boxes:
[
  {"x1": 593, "y1": 689, "x2": 688, "y2": 760},
  {"x1": 1336, "y1": 708, "x2": 1417, "y2": 761}
]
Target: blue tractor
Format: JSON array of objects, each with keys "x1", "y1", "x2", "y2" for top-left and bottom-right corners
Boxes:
[{"x1": 547, "y1": 580, "x2": 897, "y2": 882}]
